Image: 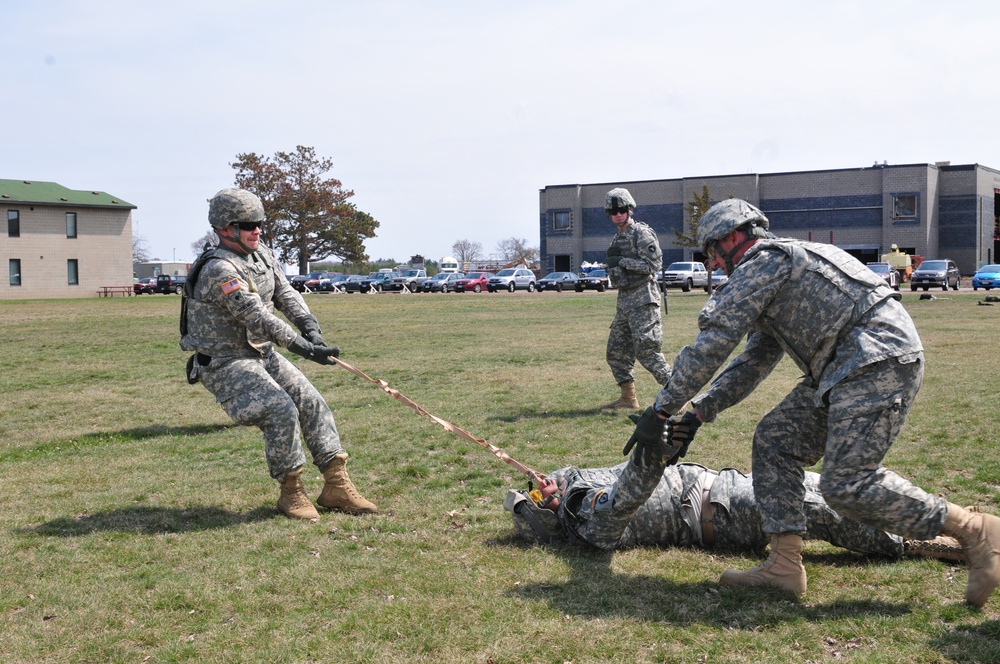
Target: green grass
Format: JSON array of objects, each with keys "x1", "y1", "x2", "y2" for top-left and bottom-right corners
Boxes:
[{"x1": 2, "y1": 289, "x2": 1000, "y2": 662}]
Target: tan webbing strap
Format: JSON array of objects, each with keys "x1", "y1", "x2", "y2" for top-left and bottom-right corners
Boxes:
[{"x1": 331, "y1": 357, "x2": 546, "y2": 484}]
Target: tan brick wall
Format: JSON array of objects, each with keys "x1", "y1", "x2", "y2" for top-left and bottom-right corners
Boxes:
[{"x1": 0, "y1": 205, "x2": 133, "y2": 299}]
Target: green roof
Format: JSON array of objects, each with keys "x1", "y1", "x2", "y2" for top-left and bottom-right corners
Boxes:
[{"x1": 0, "y1": 179, "x2": 136, "y2": 209}]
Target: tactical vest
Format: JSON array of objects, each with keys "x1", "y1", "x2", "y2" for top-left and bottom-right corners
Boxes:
[{"x1": 740, "y1": 238, "x2": 898, "y2": 381}]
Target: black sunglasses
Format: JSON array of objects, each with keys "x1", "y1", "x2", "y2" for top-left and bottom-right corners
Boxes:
[
  {"x1": 234, "y1": 221, "x2": 262, "y2": 231},
  {"x1": 608, "y1": 207, "x2": 630, "y2": 216}
]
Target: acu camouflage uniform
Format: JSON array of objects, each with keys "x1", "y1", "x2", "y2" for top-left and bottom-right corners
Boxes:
[
  {"x1": 180, "y1": 242, "x2": 346, "y2": 481},
  {"x1": 606, "y1": 219, "x2": 672, "y2": 386},
  {"x1": 513, "y1": 459, "x2": 903, "y2": 557},
  {"x1": 653, "y1": 238, "x2": 948, "y2": 541}
]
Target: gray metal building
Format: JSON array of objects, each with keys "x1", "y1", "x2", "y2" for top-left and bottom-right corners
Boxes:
[{"x1": 539, "y1": 162, "x2": 1000, "y2": 275}]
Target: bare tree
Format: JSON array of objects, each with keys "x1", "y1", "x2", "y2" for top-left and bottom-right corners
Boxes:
[
  {"x1": 495, "y1": 237, "x2": 539, "y2": 266},
  {"x1": 133, "y1": 234, "x2": 151, "y2": 263},
  {"x1": 191, "y1": 231, "x2": 218, "y2": 257},
  {"x1": 451, "y1": 239, "x2": 483, "y2": 267}
]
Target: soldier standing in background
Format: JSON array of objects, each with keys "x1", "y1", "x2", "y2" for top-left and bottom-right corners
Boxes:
[
  {"x1": 624, "y1": 198, "x2": 1000, "y2": 605},
  {"x1": 602, "y1": 188, "x2": 671, "y2": 410},
  {"x1": 180, "y1": 188, "x2": 377, "y2": 521}
]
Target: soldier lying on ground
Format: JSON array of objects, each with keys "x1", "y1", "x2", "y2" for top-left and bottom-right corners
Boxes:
[{"x1": 504, "y1": 451, "x2": 962, "y2": 562}]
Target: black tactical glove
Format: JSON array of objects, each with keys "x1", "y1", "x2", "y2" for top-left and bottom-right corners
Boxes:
[
  {"x1": 622, "y1": 407, "x2": 667, "y2": 467},
  {"x1": 664, "y1": 411, "x2": 702, "y2": 465},
  {"x1": 606, "y1": 245, "x2": 622, "y2": 269},
  {"x1": 295, "y1": 315, "x2": 326, "y2": 347},
  {"x1": 287, "y1": 335, "x2": 340, "y2": 365}
]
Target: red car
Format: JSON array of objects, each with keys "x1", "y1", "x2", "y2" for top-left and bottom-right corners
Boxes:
[
  {"x1": 133, "y1": 277, "x2": 157, "y2": 295},
  {"x1": 453, "y1": 272, "x2": 493, "y2": 293}
]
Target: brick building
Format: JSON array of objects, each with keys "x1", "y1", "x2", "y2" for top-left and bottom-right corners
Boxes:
[
  {"x1": 539, "y1": 162, "x2": 1000, "y2": 275},
  {"x1": 1, "y1": 179, "x2": 136, "y2": 299}
]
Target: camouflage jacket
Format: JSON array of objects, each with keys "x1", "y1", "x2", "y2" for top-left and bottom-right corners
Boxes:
[
  {"x1": 179, "y1": 243, "x2": 312, "y2": 359},
  {"x1": 607, "y1": 219, "x2": 662, "y2": 306},
  {"x1": 554, "y1": 460, "x2": 707, "y2": 550},
  {"x1": 654, "y1": 238, "x2": 923, "y2": 419}
]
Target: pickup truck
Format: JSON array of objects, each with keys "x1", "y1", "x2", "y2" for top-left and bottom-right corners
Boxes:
[
  {"x1": 659, "y1": 261, "x2": 710, "y2": 293},
  {"x1": 388, "y1": 268, "x2": 427, "y2": 292}
]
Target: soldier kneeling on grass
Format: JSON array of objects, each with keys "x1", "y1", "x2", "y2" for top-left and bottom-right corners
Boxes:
[{"x1": 180, "y1": 187, "x2": 377, "y2": 521}]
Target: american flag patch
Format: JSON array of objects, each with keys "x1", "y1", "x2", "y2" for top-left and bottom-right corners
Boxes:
[{"x1": 221, "y1": 279, "x2": 242, "y2": 295}]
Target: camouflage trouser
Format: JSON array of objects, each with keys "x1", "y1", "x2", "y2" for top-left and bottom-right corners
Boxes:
[
  {"x1": 711, "y1": 468, "x2": 904, "y2": 557},
  {"x1": 606, "y1": 302, "x2": 672, "y2": 386},
  {"x1": 197, "y1": 349, "x2": 345, "y2": 481},
  {"x1": 751, "y1": 354, "x2": 948, "y2": 541}
]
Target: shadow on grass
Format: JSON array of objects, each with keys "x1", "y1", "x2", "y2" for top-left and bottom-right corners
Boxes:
[
  {"x1": 488, "y1": 536, "x2": 913, "y2": 628},
  {"x1": 19, "y1": 504, "x2": 275, "y2": 537},
  {"x1": 0, "y1": 423, "x2": 233, "y2": 463},
  {"x1": 931, "y1": 620, "x2": 1000, "y2": 662}
]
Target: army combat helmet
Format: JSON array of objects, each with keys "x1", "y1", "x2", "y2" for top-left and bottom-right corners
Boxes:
[
  {"x1": 696, "y1": 199, "x2": 770, "y2": 273},
  {"x1": 604, "y1": 187, "x2": 636, "y2": 215},
  {"x1": 208, "y1": 188, "x2": 265, "y2": 229}
]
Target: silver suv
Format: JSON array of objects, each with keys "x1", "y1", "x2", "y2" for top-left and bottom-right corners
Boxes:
[
  {"x1": 487, "y1": 268, "x2": 536, "y2": 292},
  {"x1": 910, "y1": 259, "x2": 960, "y2": 292},
  {"x1": 659, "y1": 261, "x2": 710, "y2": 292}
]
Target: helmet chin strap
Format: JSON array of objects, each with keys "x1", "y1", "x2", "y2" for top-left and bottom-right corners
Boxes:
[
  {"x1": 218, "y1": 227, "x2": 257, "y2": 255},
  {"x1": 717, "y1": 234, "x2": 756, "y2": 274}
]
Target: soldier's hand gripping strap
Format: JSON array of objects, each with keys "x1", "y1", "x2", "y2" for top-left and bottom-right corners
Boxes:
[
  {"x1": 295, "y1": 314, "x2": 326, "y2": 347},
  {"x1": 622, "y1": 407, "x2": 667, "y2": 467},
  {"x1": 287, "y1": 336, "x2": 340, "y2": 365},
  {"x1": 664, "y1": 411, "x2": 702, "y2": 466}
]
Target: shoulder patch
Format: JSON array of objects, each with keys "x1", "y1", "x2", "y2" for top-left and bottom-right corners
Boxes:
[{"x1": 221, "y1": 279, "x2": 242, "y2": 295}]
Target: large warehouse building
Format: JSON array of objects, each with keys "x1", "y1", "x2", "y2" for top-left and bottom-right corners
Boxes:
[{"x1": 539, "y1": 162, "x2": 1000, "y2": 275}]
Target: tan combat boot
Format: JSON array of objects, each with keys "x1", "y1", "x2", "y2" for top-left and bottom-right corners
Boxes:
[
  {"x1": 940, "y1": 502, "x2": 1000, "y2": 606},
  {"x1": 720, "y1": 534, "x2": 807, "y2": 595},
  {"x1": 903, "y1": 536, "x2": 966, "y2": 563},
  {"x1": 601, "y1": 381, "x2": 640, "y2": 410},
  {"x1": 277, "y1": 467, "x2": 319, "y2": 521},
  {"x1": 317, "y1": 453, "x2": 378, "y2": 515}
]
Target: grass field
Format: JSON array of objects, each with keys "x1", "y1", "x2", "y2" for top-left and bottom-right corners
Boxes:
[{"x1": 2, "y1": 288, "x2": 1000, "y2": 663}]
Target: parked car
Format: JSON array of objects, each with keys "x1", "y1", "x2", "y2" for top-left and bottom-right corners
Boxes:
[
  {"x1": 866, "y1": 262, "x2": 901, "y2": 290},
  {"x1": 710, "y1": 268, "x2": 728, "y2": 290},
  {"x1": 659, "y1": 262, "x2": 710, "y2": 292},
  {"x1": 133, "y1": 277, "x2": 157, "y2": 295},
  {"x1": 536, "y1": 271, "x2": 579, "y2": 292},
  {"x1": 389, "y1": 268, "x2": 428, "y2": 292},
  {"x1": 155, "y1": 274, "x2": 187, "y2": 294},
  {"x1": 419, "y1": 273, "x2": 452, "y2": 292},
  {"x1": 575, "y1": 269, "x2": 610, "y2": 292},
  {"x1": 488, "y1": 268, "x2": 536, "y2": 292},
  {"x1": 360, "y1": 272, "x2": 398, "y2": 293},
  {"x1": 910, "y1": 259, "x2": 960, "y2": 291},
  {"x1": 342, "y1": 275, "x2": 368, "y2": 293},
  {"x1": 291, "y1": 271, "x2": 325, "y2": 292},
  {"x1": 426, "y1": 273, "x2": 466, "y2": 293},
  {"x1": 303, "y1": 271, "x2": 338, "y2": 292},
  {"x1": 972, "y1": 264, "x2": 1000, "y2": 291},
  {"x1": 453, "y1": 272, "x2": 493, "y2": 293},
  {"x1": 319, "y1": 274, "x2": 351, "y2": 292}
]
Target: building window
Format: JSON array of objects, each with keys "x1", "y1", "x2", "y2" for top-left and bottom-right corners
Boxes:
[
  {"x1": 66, "y1": 212, "x2": 77, "y2": 238},
  {"x1": 552, "y1": 210, "x2": 571, "y2": 231},
  {"x1": 8, "y1": 210, "x2": 19, "y2": 237},
  {"x1": 9, "y1": 259, "x2": 21, "y2": 286},
  {"x1": 892, "y1": 194, "x2": 918, "y2": 219},
  {"x1": 67, "y1": 259, "x2": 79, "y2": 285}
]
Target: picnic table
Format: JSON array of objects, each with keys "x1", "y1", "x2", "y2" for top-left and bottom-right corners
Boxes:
[{"x1": 97, "y1": 285, "x2": 135, "y2": 297}]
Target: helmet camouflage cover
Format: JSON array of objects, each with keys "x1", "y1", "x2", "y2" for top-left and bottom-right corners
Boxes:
[
  {"x1": 696, "y1": 199, "x2": 769, "y2": 255},
  {"x1": 503, "y1": 489, "x2": 563, "y2": 543},
  {"x1": 208, "y1": 188, "x2": 265, "y2": 229},
  {"x1": 604, "y1": 187, "x2": 637, "y2": 213}
]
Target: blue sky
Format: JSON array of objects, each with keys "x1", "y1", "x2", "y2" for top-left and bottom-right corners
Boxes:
[{"x1": 4, "y1": 1, "x2": 998, "y2": 267}]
